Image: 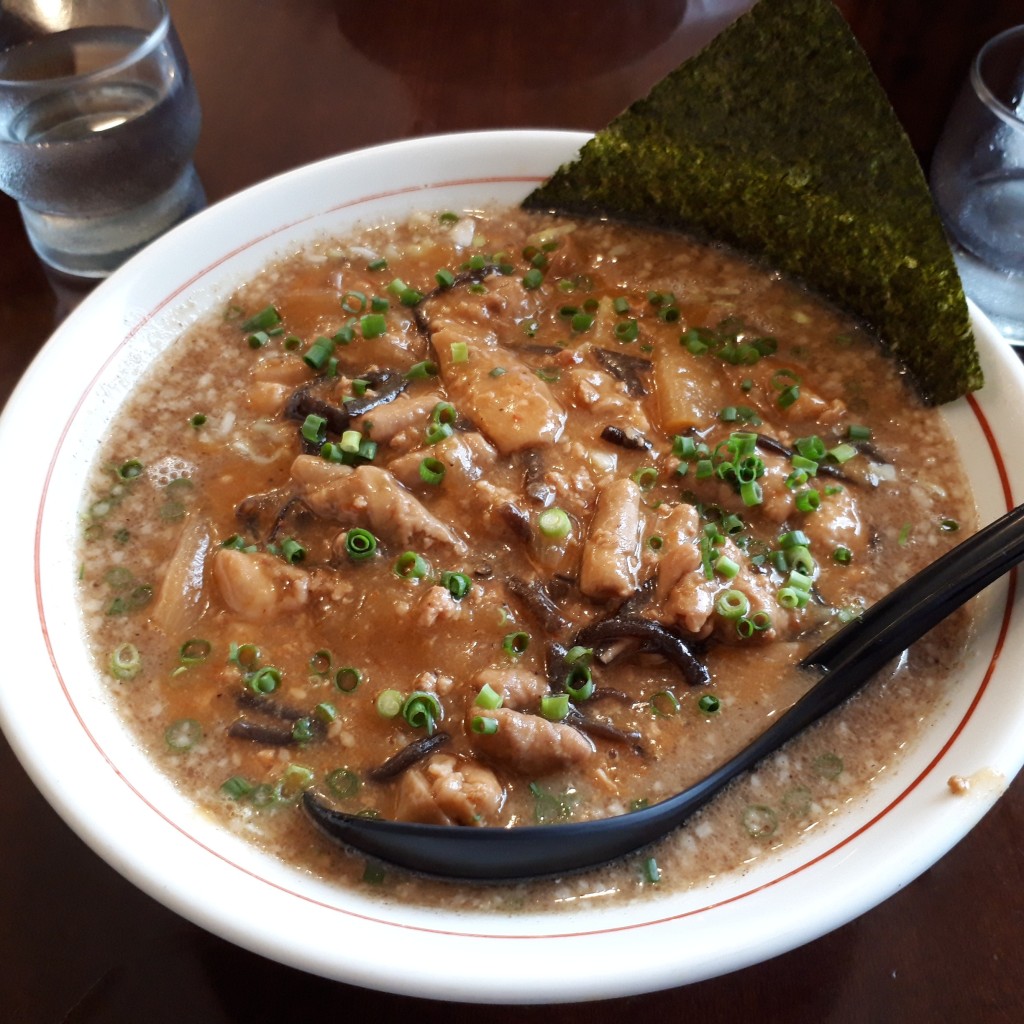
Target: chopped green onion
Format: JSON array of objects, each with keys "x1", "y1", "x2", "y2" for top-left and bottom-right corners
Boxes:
[
  {"x1": 341, "y1": 290, "x2": 367, "y2": 313},
  {"x1": 221, "y1": 775, "x2": 253, "y2": 800},
  {"x1": 405, "y1": 359, "x2": 438, "y2": 379},
  {"x1": 248, "y1": 666, "x2": 281, "y2": 694},
  {"x1": 291, "y1": 717, "x2": 316, "y2": 744},
  {"x1": 435, "y1": 268, "x2": 456, "y2": 289},
  {"x1": 522, "y1": 268, "x2": 544, "y2": 290},
  {"x1": 650, "y1": 690, "x2": 680, "y2": 717},
  {"x1": 376, "y1": 689, "x2": 404, "y2": 718},
  {"x1": 334, "y1": 666, "x2": 362, "y2": 692},
  {"x1": 502, "y1": 631, "x2": 530, "y2": 658},
  {"x1": 898, "y1": 522, "x2": 913, "y2": 546},
  {"x1": 833, "y1": 546, "x2": 853, "y2": 564},
  {"x1": 309, "y1": 649, "x2": 333, "y2": 676},
  {"x1": 179, "y1": 638, "x2": 211, "y2": 666},
  {"x1": 229, "y1": 642, "x2": 260, "y2": 671},
  {"x1": 345, "y1": 528, "x2": 378, "y2": 560},
  {"x1": 698, "y1": 693, "x2": 721, "y2": 714},
  {"x1": 715, "y1": 589, "x2": 750, "y2": 620},
  {"x1": 303, "y1": 336, "x2": 335, "y2": 370},
  {"x1": 614, "y1": 319, "x2": 639, "y2": 342},
  {"x1": 537, "y1": 507, "x2": 571, "y2": 539},
  {"x1": 642, "y1": 857, "x2": 661, "y2": 884},
  {"x1": 165, "y1": 718, "x2": 202, "y2": 751},
  {"x1": 419, "y1": 457, "x2": 446, "y2": 485},
  {"x1": 794, "y1": 488, "x2": 820, "y2": 513},
  {"x1": 474, "y1": 683, "x2": 504, "y2": 710},
  {"x1": 450, "y1": 340, "x2": 470, "y2": 363},
  {"x1": 471, "y1": 715, "x2": 499, "y2": 735},
  {"x1": 441, "y1": 570, "x2": 472, "y2": 600},
  {"x1": 795, "y1": 436, "x2": 826, "y2": 461},
  {"x1": 402, "y1": 691, "x2": 442, "y2": 734},
  {"x1": 847, "y1": 424, "x2": 872, "y2": 440},
  {"x1": 189, "y1": 413, "x2": 207, "y2": 428},
  {"x1": 359, "y1": 313, "x2": 387, "y2": 338},
  {"x1": 367, "y1": 257, "x2": 388, "y2": 271},
  {"x1": 117, "y1": 459, "x2": 144, "y2": 481},
  {"x1": 540, "y1": 693, "x2": 570, "y2": 721},
  {"x1": 563, "y1": 664, "x2": 594, "y2": 702},
  {"x1": 109, "y1": 642, "x2": 142, "y2": 680},
  {"x1": 279, "y1": 537, "x2": 306, "y2": 564},
  {"x1": 301, "y1": 413, "x2": 328, "y2": 445},
  {"x1": 716, "y1": 555, "x2": 740, "y2": 579},
  {"x1": 240, "y1": 305, "x2": 280, "y2": 332},
  {"x1": 327, "y1": 767, "x2": 361, "y2": 798},
  {"x1": 742, "y1": 804, "x2": 778, "y2": 838},
  {"x1": 394, "y1": 551, "x2": 430, "y2": 579},
  {"x1": 631, "y1": 466, "x2": 659, "y2": 491},
  {"x1": 314, "y1": 702, "x2": 337, "y2": 724},
  {"x1": 940, "y1": 518, "x2": 960, "y2": 532}
]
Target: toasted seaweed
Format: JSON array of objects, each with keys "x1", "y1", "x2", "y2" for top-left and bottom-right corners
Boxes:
[{"x1": 523, "y1": 0, "x2": 980, "y2": 405}]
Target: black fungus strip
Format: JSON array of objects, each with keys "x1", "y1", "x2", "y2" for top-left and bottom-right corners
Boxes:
[
  {"x1": 345, "y1": 369, "x2": 410, "y2": 418},
  {"x1": 236, "y1": 690, "x2": 307, "y2": 721},
  {"x1": 544, "y1": 640, "x2": 569, "y2": 689},
  {"x1": 600, "y1": 424, "x2": 652, "y2": 451},
  {"x1": 367, "y1": 732, "x2": 452, "y2": 782},
  {"x1": 520, "y1": 448, "x2": 555, "y2": 506},
  {"x1": 499, "y1": 502, "x2": 534, "y2": 544},
  {"x1": 235, "y1": 486, "x2": 292, "y2": 537},
  {"x1": 566, "y1": 707, "x2": 644, "y2": 756},
  {"x1": 268, "y1": 496, "x2": 314, "y2": 543},
  {"x1": 573, "y1": 615, "x2": 709, "y2": 687},
  {"x1": 285, "y1": 385, "x2": 350, "y2": 435},
  {"x1": 228, "y1": 719, "x2": 296, "y2": 746},
  {"x1": 590, "y1": 686, "x2": 635, "y2": 705},
  {"x1": 593, "y1": 347, "x2": 652, "y2": 398},
  {"x1": 507, "y1": 575, "x2": 570, "y2": 634}
]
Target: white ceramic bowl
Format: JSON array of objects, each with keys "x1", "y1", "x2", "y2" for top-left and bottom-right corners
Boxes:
[{"x1": 2, "y1": 130, "x2": 1023, "y2": 1004}]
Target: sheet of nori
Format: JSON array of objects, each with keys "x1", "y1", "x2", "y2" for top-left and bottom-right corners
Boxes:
[{"x1": 523, "y1": 0, "x2": 981, "y2": 405}]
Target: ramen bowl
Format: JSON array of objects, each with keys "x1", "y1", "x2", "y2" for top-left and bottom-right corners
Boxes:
[{"x1": 1, "y1": 131, "x2": 1023, "y2": 1003}]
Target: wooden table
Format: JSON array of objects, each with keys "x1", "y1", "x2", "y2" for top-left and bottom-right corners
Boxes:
[{"x1": 2, "y1": 3, "x2": 1022, "y2": 1020}]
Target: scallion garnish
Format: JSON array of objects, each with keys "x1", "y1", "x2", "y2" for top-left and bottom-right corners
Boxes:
[
  {"x1": 537, "y1": 507, "x2": 571, "y2": 539},
  {"x1": 345, "y1": 528, "x2": 378, "y2": 560},
  {"x1": 502, "y1": 631, "x2": 530, "y2": 658},
  {"x1": 109, "y1": 642, "x2": 142, "y2": 680},
  {"x1": 394, "y1": 551, "x2": 430, "y2": 579},
  {"x1": 334, "y1": 666, "x2": 363, "y2": 693},
  {"x1": 419, "y1": 457, "x2": 446, "y2": 485},
  {"x1": 402, "y1": 691, "x2": 442, "y2": 734}
]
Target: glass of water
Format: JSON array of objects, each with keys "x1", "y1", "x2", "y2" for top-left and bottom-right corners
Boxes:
[
  {"x1": 930, "y1": 25, "x2": 1024, "y2": 343},
  {"x1": 0, "y1": 0, "x2": 203, "y2": 278}
]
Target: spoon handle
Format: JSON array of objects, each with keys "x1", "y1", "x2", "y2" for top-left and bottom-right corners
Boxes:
[
  {"x1": 652, "y1": 503, "x2": 1024, "y2": 828},
  {"x1": 801, "y1": 501, "x2": 1024, "y2": 679}
]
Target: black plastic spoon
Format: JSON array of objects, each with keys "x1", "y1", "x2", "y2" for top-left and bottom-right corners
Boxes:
[{"x1": 304, "y1": 502, "x2": 1024, "y2": 881}]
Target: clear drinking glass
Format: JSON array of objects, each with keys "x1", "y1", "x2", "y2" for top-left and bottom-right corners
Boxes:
[
  {"x1": 0, "y1": 0, "x2": 203, "y2": 278},
  {"x1": 930, "y1": 25, "x2": 1024, "y2": 342}
]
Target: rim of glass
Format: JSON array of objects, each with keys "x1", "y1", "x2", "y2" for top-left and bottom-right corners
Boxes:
[
  {"x1": 971, "y1": 24, "x2": 1024, "y2": 130},
  {"x1": 0, "y1": 0, "x2": 171, "y2": 89}
]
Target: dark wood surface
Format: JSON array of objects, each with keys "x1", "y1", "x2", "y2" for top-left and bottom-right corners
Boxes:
[{"x1": 2, "y1": 3, "x2": 1023, "y2": 1021}]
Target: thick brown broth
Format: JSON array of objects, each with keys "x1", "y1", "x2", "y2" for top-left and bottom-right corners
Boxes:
[{"x1": 78, "y1": 207, "x2": 975, "y2": 908}]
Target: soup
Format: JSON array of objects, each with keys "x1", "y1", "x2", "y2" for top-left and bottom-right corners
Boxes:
[{"x1": 78, "y1": 207, "x2": 974, "y2": 908}]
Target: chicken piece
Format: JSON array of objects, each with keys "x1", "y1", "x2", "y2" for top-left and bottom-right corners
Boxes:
[
  {"x1": 393, "y1": 754, "x2": 505, "y2": 825},
  {"x1": 431, "y1": 320, "x2": 566, "y2": 453},
  {"x1": 579, "y1": 477, "x2": 643, "y2": 600},
  {"x1": 353, "y1": 390, "x2": 444, "y2": 450},
  {"x1": 469, "y1": 707, "x2": 594, "y2": 776},
  {"x1": 290, "y1": 455, "x2": 466, "y2": 554},
  {"x1": 473, "y1": 667, "x2": 549, "y2": 710},
  {"x1": 212, "y1": 548, "x2": 309, "y2": 622},
  {"x1": 416, "y1": 585, "x2": 461, "y2": 627},
  {"x1": 386, "y1": 431, "x2": 498, "y2": 491},
  {"x1": 657, "y1": 536, "x2": 790, "y2": 642},
  {"x1": 652, "y1": 503, "x2": 702, "y2": 598}
]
